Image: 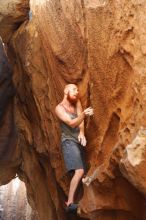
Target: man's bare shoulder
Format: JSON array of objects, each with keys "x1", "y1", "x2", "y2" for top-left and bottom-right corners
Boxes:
[
  {"x1": 55, "y1": 103, "x2": 64, "y2": 115},
  {"x1": 55, "y1": 103, "x2": 71, "y2": 123}
]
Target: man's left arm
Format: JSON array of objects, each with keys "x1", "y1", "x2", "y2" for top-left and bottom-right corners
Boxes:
[{"x1": 76, "y1": 100, "x2": 87, "y2": 146}]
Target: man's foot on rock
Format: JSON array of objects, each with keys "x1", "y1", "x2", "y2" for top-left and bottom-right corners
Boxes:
[
  {"x1": 82, "y1": 176, "x2": 92, "y2": 186},
  {"x1": 65, "y1": 203, "x2": 78, "y2": 213}
]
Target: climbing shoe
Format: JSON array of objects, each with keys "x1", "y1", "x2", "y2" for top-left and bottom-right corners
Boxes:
[{"x1": 65, "y1": 203, "x2": 78, "y2": 213}]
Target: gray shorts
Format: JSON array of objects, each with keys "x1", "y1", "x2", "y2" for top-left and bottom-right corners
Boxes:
[{"x1": 61, "y1": 139, "x2": 86, "y2": 172}]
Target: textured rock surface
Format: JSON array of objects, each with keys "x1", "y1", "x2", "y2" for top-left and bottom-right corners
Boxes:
[
  {"x1": 120, "y1": 128, "x2": 146, "y2": 197},
  {"x1": 0, "y1": 178, "x2": 37, "y2": 220},
  {"x1": 0, "y1": 0, "x2": 29, "y2": 42},
  {"x1": 0, "y1": 0, "x2": 146, "y2": 220}
]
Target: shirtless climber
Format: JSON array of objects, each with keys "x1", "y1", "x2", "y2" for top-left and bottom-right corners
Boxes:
[{"x1": 55, "y1": 84, "x2": 93, "y2": 212}]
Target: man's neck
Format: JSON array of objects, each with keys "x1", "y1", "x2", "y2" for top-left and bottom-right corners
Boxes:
[{"x1": 61, "y1": 98, "x2": 76, "y2": 108}]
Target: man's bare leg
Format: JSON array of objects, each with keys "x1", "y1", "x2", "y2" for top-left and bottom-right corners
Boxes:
[{"x1": 66, "y1": 169, "x2": 84, "y2": 206}]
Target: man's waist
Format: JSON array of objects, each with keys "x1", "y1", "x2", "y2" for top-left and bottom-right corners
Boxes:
[
  {"x1": 61, "y1": 132, "x2": 79, "y2": 142},
  {"x1": 61, "y1": 136, "x2": 79, "y2": 144}
]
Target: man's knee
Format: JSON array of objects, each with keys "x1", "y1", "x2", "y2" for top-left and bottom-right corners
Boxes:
[{"x1": 75, "y1": 168, "x2": 84, "y2": 177}]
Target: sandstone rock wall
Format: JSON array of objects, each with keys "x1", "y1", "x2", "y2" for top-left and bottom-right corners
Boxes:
[
  {"x1": 0, "y1": 0, "x2": 146, "y2": 220},
  {"x1": 0, "y1": 38, "x2": 19, "y2": 185}
]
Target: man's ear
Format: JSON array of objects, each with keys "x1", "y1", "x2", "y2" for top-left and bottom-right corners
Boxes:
[{"x1": 64, "y1": 88, "x2": 69, "y2": 95}]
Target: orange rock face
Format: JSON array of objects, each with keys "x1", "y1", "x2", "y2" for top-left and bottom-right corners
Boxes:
[{"x1": 0, "y1": 0, "x2": 146, "y2": 220}]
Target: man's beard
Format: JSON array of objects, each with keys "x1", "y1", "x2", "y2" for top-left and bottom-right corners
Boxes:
[{"x1": 67, "y1": 93, "x2": 78, "y2": 105}]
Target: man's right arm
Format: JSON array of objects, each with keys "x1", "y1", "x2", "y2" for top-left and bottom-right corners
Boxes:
[{"x1": 55, "y1": 105, "x2": 85, "y2": 128}]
